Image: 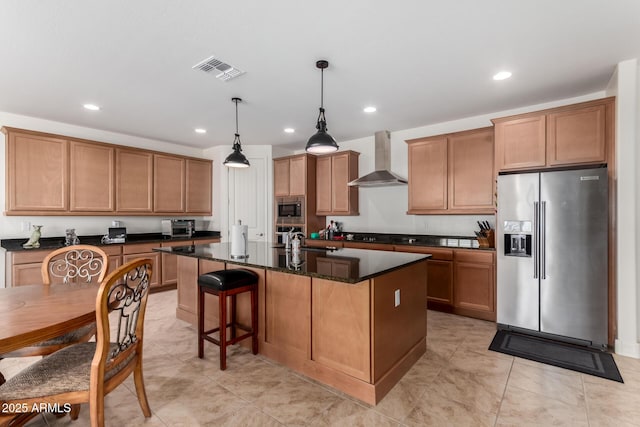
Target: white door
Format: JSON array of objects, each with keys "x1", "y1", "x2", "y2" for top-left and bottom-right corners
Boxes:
[{"x1": 228, "y1": 157, "x2": 267, "y2": 241}]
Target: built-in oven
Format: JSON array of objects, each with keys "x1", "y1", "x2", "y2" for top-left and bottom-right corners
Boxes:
[{"x1": 277, "y1": 197, "x2": 303, "y2": 220}]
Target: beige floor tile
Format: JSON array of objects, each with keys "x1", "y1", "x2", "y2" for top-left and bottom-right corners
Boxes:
[
  {"x1": 583, "y1": 372, "x2": 640, "y2": 426},
  {"x1": 310, "y1": 399, "x2": 401, "y2": 427},
  {"x1": 404, "y1": 384, "x2": 497, "y2": 427},
  {"x1": 252, "y1": 374, "x2": 343, "y2": 426},
  {"x1": 430, "y1": 366, "x2": 505, "y2": 415},
  {"x1": 497, "y1": 383, "x2": 589, "y2": 426},
  {"x1": 507, "y1": 358, "x2": 586, "y2": 407}
]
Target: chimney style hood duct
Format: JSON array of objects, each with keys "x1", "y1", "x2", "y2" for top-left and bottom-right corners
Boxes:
[{"x1": 348, "y1": 130, "x2": 408, "y2": 187}]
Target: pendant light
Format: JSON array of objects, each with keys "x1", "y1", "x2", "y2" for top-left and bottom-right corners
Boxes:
[
  {"x1": 223, "y1": 97, "x2": 250, "y2": 168},
  {"x1": 305, "y1": 60, "x2": 339, "y2": 154}
]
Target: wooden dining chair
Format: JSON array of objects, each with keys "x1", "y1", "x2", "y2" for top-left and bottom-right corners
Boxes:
[
  {"x1": 0, "y1": 245, "x2": 109, "y2": 360},
  {"x1": 0, "y1": 258, "x2": 154, "y2": 427}
]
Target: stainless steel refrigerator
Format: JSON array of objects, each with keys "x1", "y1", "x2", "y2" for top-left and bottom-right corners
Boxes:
[{"x1": 497, "y1": 166, "x2": 608, "y2": 348}]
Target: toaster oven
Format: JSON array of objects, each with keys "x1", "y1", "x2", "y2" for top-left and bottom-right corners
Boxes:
[{"x1": 162, "y1": 219, "x2": 195, "y2": 238}]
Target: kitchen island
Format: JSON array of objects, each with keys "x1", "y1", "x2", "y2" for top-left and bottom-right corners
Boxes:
[{"x1": 155, "y1": 241, "x2": 430, "y2": 405}]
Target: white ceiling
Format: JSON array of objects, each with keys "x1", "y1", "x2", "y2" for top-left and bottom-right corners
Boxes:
[{"x1": 1, "y1": 1, "x2": 639, "y2": 150}]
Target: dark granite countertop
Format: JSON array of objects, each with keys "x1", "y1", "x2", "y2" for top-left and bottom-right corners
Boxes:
[
  {"x1": 154, "y1": 241, "x2": 430, "y2": 284},
  {"x1": 0, "y1": 231, "x2": 221, "y2": 252},
  {"x1": 321, "y1": 231, "x2": 495, "y2": 251}
]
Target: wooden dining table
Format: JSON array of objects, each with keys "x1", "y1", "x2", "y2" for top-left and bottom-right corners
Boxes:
[{"x1": 0, "y1": 283, "x2": 99, "y2": 384}]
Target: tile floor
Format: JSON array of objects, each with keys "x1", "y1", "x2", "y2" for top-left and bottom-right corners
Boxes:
[{"x1": 3, "y1": 289, "x2": 640, "y2": 426}]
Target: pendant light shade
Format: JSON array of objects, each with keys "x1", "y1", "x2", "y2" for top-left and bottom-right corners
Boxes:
[
  {"x1": 306, "y1": 60, "x2": 339, "y2": 154},
  {"x1": 224, "y1": 97, "x2": 250, "y2": 168}
]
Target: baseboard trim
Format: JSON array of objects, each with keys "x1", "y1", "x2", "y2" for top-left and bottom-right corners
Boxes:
[{"x1": 614, "y1": 339, "x2": 640, "y2": 359}]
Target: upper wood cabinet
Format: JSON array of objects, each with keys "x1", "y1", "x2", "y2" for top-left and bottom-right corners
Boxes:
[
  {"x1": 116, "y1": 149, "x2": 154, "y2": 213},
  {"x1": 3, "y1": 127, "x2": 213, "y2": 215},
  {"x1": 493, "y1": 98, "x2": 612, "y2": 172},
  {"x1": 316, "y1": 151, "x2": 359, "y2": 215},
  {"x1": 407, "y1": 137, "x2": 448, "y2": 212},
  {"x1": 154, "y1": 154, "x2": 185, "y2": 213},
  {"x1": 274, "y1": 154, "x2": 310, "y2": 197},
  {"x1": 186, "y1": 159, "x2": 212, "y2": 214},
  {"x1": 4, "y1": 129, "x2": 68, "y2": 213},
  {"x1": 70, "y1": 141, "x2": 114, "y2": 212},
  {"x1": 406, "y1": 127, "x2": 494, "y2": 214}
]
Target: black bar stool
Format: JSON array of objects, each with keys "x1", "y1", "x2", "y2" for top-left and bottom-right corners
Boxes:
[{"x1": 197, "y1": 269, "x2": 258, "y2": 370}]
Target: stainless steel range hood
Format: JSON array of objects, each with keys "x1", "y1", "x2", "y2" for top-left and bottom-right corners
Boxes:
[{"x1": 348, "y1": 130, "x2": 408, "y2": 187}]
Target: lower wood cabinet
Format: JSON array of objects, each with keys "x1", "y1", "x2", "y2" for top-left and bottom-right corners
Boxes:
[
  {"x1": 453, "y1": 250, "x2": 495, "y2": 321},
  {"x1": 6, "y1": 238, "x2": 219, "y2": 289},
  {"x1": 160, "y1": 240, "x2": 193, "y2": 287},
  {"x1": 394, "y1": 245, "x2": 494, "y2": 321},
  {"x1": 123, "y1": 242, "x2": 161, "y2": 289}
]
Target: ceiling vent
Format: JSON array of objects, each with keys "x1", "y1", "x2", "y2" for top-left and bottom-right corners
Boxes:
[{"x1": 192, "y1": 55, "x2": 245, "y2": 82}]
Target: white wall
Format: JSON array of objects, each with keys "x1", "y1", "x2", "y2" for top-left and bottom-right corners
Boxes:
[
  {"x1": 0, "y1": 112, "x2": 214, "y2": 287},
  {"x1": 608, "y1": 59, "x2": 640, "y2": 358},
  {"x1": 323, "y1": 92, "x2": 607, "y2": 236}
]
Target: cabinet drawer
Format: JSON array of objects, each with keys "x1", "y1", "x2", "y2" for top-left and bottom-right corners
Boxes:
[
  {"x1": 101, "y1": 245, "x2": 122, "y2": 256},
  {"x1": 342, "y1": 242, "x2": 393, "y2": 251},
  {"x1": 455, "y1": 249, "x2": 494, "y2": 264},
  {"x1": 123, "y1": 242, "x2": 159, "y2": 254},
  {"x1": 11, "y1": 250, "x2": 49, "y2": 264},
  {"x1": 306, "y1": 240, "x2": 343, "y2": 248}
]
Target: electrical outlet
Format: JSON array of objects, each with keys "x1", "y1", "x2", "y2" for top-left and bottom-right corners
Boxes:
[
  {"x1": 394, "y1": 289, "x2": 400, "y2": 307},
  {"x1": 21, "y1": 221, "x2": 31, "y2": 232}
]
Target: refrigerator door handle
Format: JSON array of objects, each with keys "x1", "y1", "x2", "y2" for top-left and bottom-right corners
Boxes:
[
  {"x1": 533, "y1": 201, "x2": 539, "y2": 279},
  {"x1": 541, "y1": 201, "x2": 546, "y2": 279}
]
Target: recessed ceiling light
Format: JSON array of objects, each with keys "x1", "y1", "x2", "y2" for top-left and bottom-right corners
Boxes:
[
  {"x1": 284, "y1": 128, "x2": 295, "y2": 133},
  {"x1": 195, "y1": 128, "x2": 207, "y2": 134},
  {"x1": 83, "y1": 104, "x2": 100, "y2": 111},
  {"x1": 363, "y1": 106, "x2": 377, "y2": 113},
  {"x1": 493, "y1": 71, "x2": 512, "y2": 81}
]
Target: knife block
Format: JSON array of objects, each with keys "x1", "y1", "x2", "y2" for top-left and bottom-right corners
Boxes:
[{"x1": 477, "y1": 229, "x2": 495, "y2": 248}]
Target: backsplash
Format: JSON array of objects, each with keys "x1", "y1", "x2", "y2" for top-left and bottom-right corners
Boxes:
[{"x1": 0, "y1": 216, "x2": 213, "y2": 240}]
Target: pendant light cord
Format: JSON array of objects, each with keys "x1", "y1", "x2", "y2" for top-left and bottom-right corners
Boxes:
[
  {"x1": 320, "y1": 67, "x2": 324, "y2": 109},
  {"x1": 235, "y1": 98, "x2": 240, "y2": 136}
]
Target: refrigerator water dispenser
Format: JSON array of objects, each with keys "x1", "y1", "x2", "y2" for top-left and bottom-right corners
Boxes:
[
  {"x1": 502, "y1": 220, "x2": 532, "y2": 257},
  {"x1": 504, "y1": 233, "x2": 532, "y2": 257}
]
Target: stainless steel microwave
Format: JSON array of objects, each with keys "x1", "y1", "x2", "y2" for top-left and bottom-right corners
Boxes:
[
  {"x1": 162, "y1": 219, "x2": 195, "y2": 238},
  {"x1": 277, "y1": 198, "x2": 303, "y2": 219}
]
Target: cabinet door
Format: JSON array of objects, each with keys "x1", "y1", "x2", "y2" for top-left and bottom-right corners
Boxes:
[
  {"x1": 274, "y1": 158, "x2": 290, "y2": 196},
  {"x1": 185, "y1": 159, "x2": 212, "y2": 214},
  {"x1": 107, "y1": 255, "x2": 122, "y2": 277},
  {"x1": 427, "y1": 260, "x2": 453, "y2": 306},
  {"x1": 7, "y1": 131, "x2": 68, "y2": 212},
  {"x1": 547, "y1": 104, "x2": 606, "y2": 166},
  {"x1": 70, "y1": 141, "x2": 115, "y2": 212},
  {"x1": 160, "y1": 240, "x2": 193, "y2": 286},
  {"x1": 454, "y1": 250, "x2": 495, "y2": 321},
  {"x1": 154, "y1": 155, "x2": 185, "y2": 213},
  {"x1": 288, "y1": 156, "x2": 307, "y2": 196},
  {"x1": 407, "y1": 137, "x2": 448, "y2": 212},
  {"x1": 448, "y1": 128, "x2": 495, "y2": 212},
  {"x1": 116, "y1": 149, "x2": 153, "y2": 212},
  {"x1": 312, "y1": 278, "x2": 370, "y2": 381},
  {"x1": 494, "y1": 115, "x2": 546, "y2": 171},
  {"x1": 263, "y1": 270, "x2": 310, "y2": 362},
  {"x1": 315, "y1": 156, "x2": 332, "y2": 214},
  {"x1": 331, "y1": 152, "x2": 358, "y2": 215},
  {"x1": 123, "y1": 251, "x2": 161, "y2": 288},
  {"x1": 12, "y1": 262, "x2": 45, "y2": 286}
]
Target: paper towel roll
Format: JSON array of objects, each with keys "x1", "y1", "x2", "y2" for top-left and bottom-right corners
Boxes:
[{"x1": 230, "y1": 224, "x2": 248, "y2": 258}]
